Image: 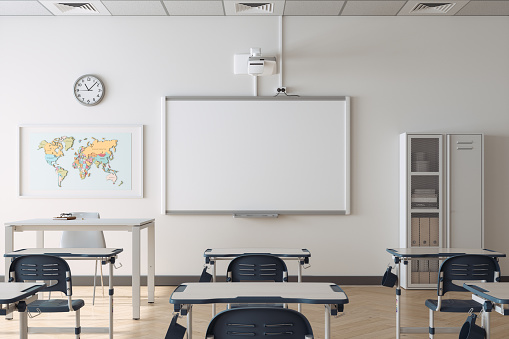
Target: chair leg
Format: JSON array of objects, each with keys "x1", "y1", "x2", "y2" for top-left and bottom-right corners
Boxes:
[
  {"x1": 429, "y1": 309, "x2": 434, "y2": 339},
  {"x1": 75, "y1": 309, "x2": 81, "y2": 339}
]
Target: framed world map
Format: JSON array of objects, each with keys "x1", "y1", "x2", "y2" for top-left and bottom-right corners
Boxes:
[{"x1": 18, "y1": 125, "x2": 143, "y2": 198}]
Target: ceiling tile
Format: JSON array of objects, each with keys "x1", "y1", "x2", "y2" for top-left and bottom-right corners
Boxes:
[
  {"x1": 163, "y1": 1, "x2": 224, "y2": 15},
  {"x1": 341, "y1": 1, "x2": 405, "y2": 16},
  {"x1": 0, "y1": 1, "x2": 51, "y2": 15},
  {"x1": 398, "y1": 0, "x2": 469, "y2": 16},
  {"x1": 456, "y1": 1, "x2": 509, "y2": 15},
  {"x1": 103, "y1": 1, "x2": 167, "y2": 15},
  {"x1": 284, "y1": 1, "x2": 344, "y2": 16}
]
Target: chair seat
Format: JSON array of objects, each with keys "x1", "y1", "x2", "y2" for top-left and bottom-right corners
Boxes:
[
  {"x1": 425, "y1": 299, "x2": 482, "y2": 313},
  {"x1": 28, "y1": 299, "x2": 85, "y2": 312}
]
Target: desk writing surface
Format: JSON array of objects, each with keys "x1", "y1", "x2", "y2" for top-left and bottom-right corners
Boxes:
[
  {"x1": 0, "y1": 282, "x2": 45, "y2": 304},
  {"x1": 5, "y1": 248, "x2": 123, "y2": 258},
  {"x1": 386, "y1": 248, "x2": 506, "y2": 258},
  {"x1": 5, "y1": 218, "x2": 154, "y2": 226},
  {"x1": 170, "y1": 282, "x2": 348, "y2": 305},
  {"x1": 204, "y1": 248, "x2": 311, "y2": 258},
  {"x1": 464, "y1": 282, "x2": 509, "y2": 305}
]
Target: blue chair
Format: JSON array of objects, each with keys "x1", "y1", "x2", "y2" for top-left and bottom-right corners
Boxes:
[
  {"x1": 8, "y1": 255, "x2": 85, "y2": 339},
  {"x1": 425, "y1": 254, "x2": 500, "y2": 338},
  {"x1": 226, "y1": 254, "x2": 288, "y2": 282},
  {"x1": 226, "y1": 254, "x2": 289, "y2": 308},
  {"x1": 206, "y1": 307, "x2": 313, "y2": 339}
]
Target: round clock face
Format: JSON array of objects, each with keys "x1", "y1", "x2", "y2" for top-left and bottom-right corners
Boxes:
[{"x1": 74, "y1": 75, "x2": 105, "y2": 106}]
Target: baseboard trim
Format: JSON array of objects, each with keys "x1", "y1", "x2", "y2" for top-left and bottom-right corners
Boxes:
[
  {"x1": 0, "y1": 275, "x2": 383, "y2": 286},
  {"x1": 4, "y1": 275, "x2": 507, "y2": 286}
]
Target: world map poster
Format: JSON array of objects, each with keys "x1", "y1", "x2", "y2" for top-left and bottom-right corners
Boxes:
[{"x1": 19, "y1": 125, "x2": 143, "y2": 198}]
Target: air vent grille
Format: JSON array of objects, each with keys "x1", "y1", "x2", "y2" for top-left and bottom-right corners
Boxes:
[
  {"x1": 411, "y1": 3, "x2": 455, "y2": 14},
  {"x1": 39, "y1": 0, "x2": 110, "y2": 15},
  {"x1": 54, "y1": 2, "x2": 98, "y2": 13},
  {"x1": 235, "y1": 3, "x2": 274, "y2": 14}
]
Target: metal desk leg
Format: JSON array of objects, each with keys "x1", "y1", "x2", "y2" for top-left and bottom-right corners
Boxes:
[
  {"x1": 132, "y1": 226, "x2": 141, "y2": 320},
  {"x1": 396, "y1": 259, "x2": 401, "y2": 339},
  {"x1": 19, "y1": 302, "x2": 28, "y2": 339},
  {"x1": 5, "y1": 227, "x2": 14, "y2": 320},
  {"x1": 5, "y1": 226, "x2": 14, "y2": 283},
  {"x1": 147, "y1": 222, "x2": 155, "y2": 304},
  {"x1": 36, "y1": 231, "x2": 44, "y2": 248},
  {"x1": 109, "y1": 259, "x2": 114, "y2": 339},
  {"x1": 212, "y1": 259, "x2": 216, "y2": 316},
  {"x1": 324, "y1": 304, "x2": 331, "y2": 339},
  {"x1": 298, "y1": 259, "x2": 302, "y2": 312},
  {"x1": 187, "y1": 305, "x2": 193, "y2": 339},
  {"x1": 483, "y1": 309, "x2": 490, "y2": 339}
]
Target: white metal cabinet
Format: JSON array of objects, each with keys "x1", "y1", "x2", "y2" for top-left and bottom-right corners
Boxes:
[
  {"x1": 447, "y1": 134, "x2": 483, "y2": 248},
  {"x1": 399, "y1": 133, "x2": 484, "y2": 289}
]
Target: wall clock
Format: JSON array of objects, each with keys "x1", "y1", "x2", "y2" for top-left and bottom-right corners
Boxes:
[{"x1": 74, "y1": 74, "x2": 105, "y2": 106}]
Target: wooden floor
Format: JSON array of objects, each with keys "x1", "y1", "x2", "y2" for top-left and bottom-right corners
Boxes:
[{"x1": 2, "y1": 285, "x2": 509, "y2": 338}]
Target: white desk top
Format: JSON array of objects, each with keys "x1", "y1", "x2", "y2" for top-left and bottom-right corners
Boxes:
[
  {"x1": 464, "y1": 282, "x2": 509, "y2": 305},
  {"x1": 0, "y1": 282, "x2": 45, "y2": 304},
  {"x1": 5, "y1": 218, "x2": 154, "y2": 226},
  {"x1": 5, "y1": 248, "x2": 123, "y2": 258},
  {"x1": 204, "y1": 248, "x2": 311, "y2": 257},
  {"x1": 387, "y1": 248, "x2": 506, "y2": 258},
  {"x1": 170, "y1": 282, "x2": 347, "y2": 306}
]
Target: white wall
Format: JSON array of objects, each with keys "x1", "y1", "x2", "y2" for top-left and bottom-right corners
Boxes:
[{"x1": 1, "y1": 16, "x2": 509, "y2": 278}]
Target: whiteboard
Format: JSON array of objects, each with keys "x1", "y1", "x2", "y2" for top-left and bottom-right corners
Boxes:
[{"x1": 161, "y1": 96, "x2": 350, "y2": 216}]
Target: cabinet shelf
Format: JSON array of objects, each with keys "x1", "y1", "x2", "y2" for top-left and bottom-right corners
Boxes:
[
  {"x1": 410, "y1": 209, "x2": 440, "y2": 213},
  {"x1": 411, "y1": 172, "x2": 440, "y2": 176}
]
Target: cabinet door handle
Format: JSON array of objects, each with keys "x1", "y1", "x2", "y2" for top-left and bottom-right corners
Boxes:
[
  {"x1": 457, "y1": 141, "x2": 473, "y2": 144},
  {"x1": 457, "y1": 146, "x2": 474, "y2": 150}
]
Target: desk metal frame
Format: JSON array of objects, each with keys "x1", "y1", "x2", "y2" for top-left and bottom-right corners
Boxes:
[
  {"x1": 4, "y1": 218, "x2": 155, "y2": 320},
  {"x1": 170, "y1": 282, "x2": 347, "y2": 339},
  {"x1": 464, "y1": 282, "x2": 509, "y2": 339},
  {"x1": 5, "y1": 248, "x2": 122, "y2": 339},
  {"x1": 204, "y1": 248, "x2": 311, "y2": 313},
  {"x1": 386, "y1": 248, "x2": 506, "y2": 339},
  {"x1": 0, "y1": 282, "x2": 46, "y2": 339}
]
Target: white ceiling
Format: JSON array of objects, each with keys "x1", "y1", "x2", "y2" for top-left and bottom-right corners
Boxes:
[{"x1": 1, "y1": 0, "x2": 509, "y2": 16}]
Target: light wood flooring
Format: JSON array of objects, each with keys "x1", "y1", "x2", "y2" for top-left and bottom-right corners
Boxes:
[{"x1": 2, "y1": 285, "x2": 509, "y2": 338}]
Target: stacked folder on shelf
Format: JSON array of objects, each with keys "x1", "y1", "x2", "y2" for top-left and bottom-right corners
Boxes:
[{"x1": 411, "y1": 188, "x2": 438, "y2": 208}]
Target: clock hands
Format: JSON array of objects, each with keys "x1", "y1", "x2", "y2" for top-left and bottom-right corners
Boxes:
[{"x1": 79, "y1": 82, "x2": 98, "y2": 92}]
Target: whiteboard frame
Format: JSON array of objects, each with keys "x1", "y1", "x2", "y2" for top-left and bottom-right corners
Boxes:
[{"x1": 161, "y1": 96, "x2": 350, "y2": 216}]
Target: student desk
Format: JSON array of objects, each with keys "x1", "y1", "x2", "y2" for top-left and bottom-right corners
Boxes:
[
  {"x1": 464, "y1": 282, "x2": 509, "y2": 339},
  {"x1": 4, "y1": 218, "x2": 155, "y2": 320},
  {"x1": 386, "y1": 248, "x2": 506, "y2": 339},
  {"x1": 5, "y1": 248, "x2": 122, "y2": 339},
  {"x1": 170, "y1": 282, "x2": 348, "y2": 339},
  {"x1": 203, "y1": 248, "x2": 311, "y2": 282},
  {"x1": 204, "y1": 248, "x2": 311, "y2": 313},
  {"x1": 0, "y1": 282, "x2": 46, "y2": 339}
]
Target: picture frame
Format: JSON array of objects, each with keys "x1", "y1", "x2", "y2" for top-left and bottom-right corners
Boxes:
[{"x1": 18, "y1": 124, "x2": 143, "y2": 198}]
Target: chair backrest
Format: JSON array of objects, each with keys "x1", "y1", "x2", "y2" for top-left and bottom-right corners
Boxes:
[
  {"x1": 227, "y1": 254, "x2": 288, "y2": 282},
  {"x1": 438, "y1": 254, "x2": 500, "y2": 295},
  {"x1": 60, "y1": 211, "x2": 106, "y2": 248},
  {"x1": 206, "y1": 307, "x2": 313, "y2": 339},
  {"x1": 9, "y1": 255, "x2": 73, "y2": 295}
]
